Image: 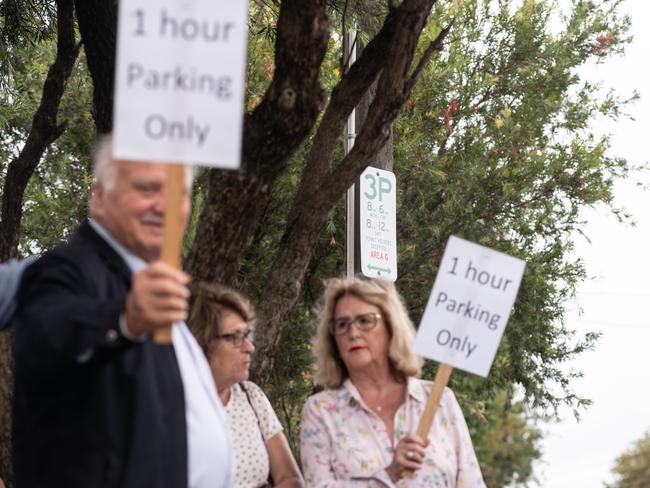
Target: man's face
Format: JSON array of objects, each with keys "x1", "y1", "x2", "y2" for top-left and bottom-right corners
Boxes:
[{"x1": 90, "y1": 161, "x2": 191, "y2": 262}]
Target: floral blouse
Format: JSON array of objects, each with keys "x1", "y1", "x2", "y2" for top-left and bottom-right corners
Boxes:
[{"x1": 300, "y1": 378, "x2": 485, "y2": 487}]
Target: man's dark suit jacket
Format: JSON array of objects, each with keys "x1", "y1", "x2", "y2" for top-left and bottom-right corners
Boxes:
[{"x1": 12, "y1": 220, "x2": 187, "y2": 488}]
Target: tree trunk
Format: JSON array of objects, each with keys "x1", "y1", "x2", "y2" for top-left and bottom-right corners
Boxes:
[
  {"x1": 0, "y1": 331, "x2": 13, "y2": 487},
  {"x1": 185, "y1": 0, "x2": 330, "y2": 283},
  {"x1": 0, "y1": 2, "x2": 79, "y2": 485},
  {"x1": 251, "y1": 0, "x2": 440, "y2": 386},
  {"x1": 72, "y1": 0, "x2": 117, "y2": 133}
]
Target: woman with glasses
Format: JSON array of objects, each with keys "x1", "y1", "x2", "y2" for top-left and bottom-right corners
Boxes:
[
  {"x1": 188, "y1": 282, "x2": 304, "y2": 488},
  {"x1": 300, "y1": 277, "x2": 485, "y2": 487}
]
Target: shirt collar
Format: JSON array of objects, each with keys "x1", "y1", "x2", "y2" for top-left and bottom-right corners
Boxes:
[
  {"x1": 341, "y1": 378, "x2": 363, "y2": 406},
  {"x1": 407, "y1": 376, "x2": 429, "y2": 404},
  {"x1": 88, "y1": 219, "x2": 147, "y2": 273}
]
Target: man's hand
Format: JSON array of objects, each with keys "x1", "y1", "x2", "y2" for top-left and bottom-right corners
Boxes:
[{"x1": 124, "y1": 261, "x2": 191, "y2": 336}]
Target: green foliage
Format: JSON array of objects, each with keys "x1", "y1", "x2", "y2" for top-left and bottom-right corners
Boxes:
[
  {"x1": 468, "y1": 390, "x2": 543, "y2": 487},
  {"x1": 0, "y1": 30, "x2": 95, "y2": 256},
  {"x1": 0, "y1": 0, "x2": 57, "y2": 86},
  {"x1": 263, "y1": 307, "x2": 316, "y2": 458},
  {"x1": 606, "y1": 431, "x2": 650, "y2": 488},
  {"x1": 394, "y1": 0, "x2": 633, "y2": 415}
]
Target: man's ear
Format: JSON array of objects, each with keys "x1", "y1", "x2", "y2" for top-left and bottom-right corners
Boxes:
[{"x1": 89, "y1": 182, "x2": 104, "y2": 219}]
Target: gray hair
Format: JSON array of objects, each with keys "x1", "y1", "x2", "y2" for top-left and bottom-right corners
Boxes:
[{"x1": 92, "y1": 134, "x2": 195, "y2": 191}]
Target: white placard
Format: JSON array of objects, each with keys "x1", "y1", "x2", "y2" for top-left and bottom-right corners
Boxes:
[
  {"x1": 360, "y1": 167, "x2": 397, "y2": 281},
  {"x1": 113, "y1": 0, "x2": 248, "y2": 168},
  {"x1": 413, "y1": 236, "x2": 525, "y2": 377}
]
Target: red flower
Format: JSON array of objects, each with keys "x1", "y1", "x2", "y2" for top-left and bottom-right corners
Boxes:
[
  {"x1": 442, "y1": 99, "x2": 459, "y2": 133},
  {"x1": 592, "y1": 33, "x2": 615, "y2": 54}
]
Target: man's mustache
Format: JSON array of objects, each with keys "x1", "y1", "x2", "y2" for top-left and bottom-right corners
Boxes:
[{"x1": 140, "y1": 213, "x2": 164, "y2": 225}]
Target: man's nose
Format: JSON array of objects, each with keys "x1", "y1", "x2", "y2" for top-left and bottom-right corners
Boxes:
[{"x1": 152, "y1": 193, "x2": 165, "y2": 213}]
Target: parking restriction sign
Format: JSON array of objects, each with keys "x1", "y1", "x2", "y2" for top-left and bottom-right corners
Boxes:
[{"x1": 359, "y1": 166, "x2": 397, "y2": 281}]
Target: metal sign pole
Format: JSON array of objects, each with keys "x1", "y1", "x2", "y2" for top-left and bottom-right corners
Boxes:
[{"x1": 345, "y1": 28, "x2": 357, "y2": 278}]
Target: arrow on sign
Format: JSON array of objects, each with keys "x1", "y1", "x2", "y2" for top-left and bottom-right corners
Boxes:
[{"x1": 368, "y1": 264, "x2": 392, "y2": 275}]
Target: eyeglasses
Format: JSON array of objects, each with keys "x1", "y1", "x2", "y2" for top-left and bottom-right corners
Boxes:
[
  {"x1": 215, "y1": 329, "x2": 255, "y2": 347},
  {"x1": 329, "y1": 313, "x2": 382, "y2": 336}
]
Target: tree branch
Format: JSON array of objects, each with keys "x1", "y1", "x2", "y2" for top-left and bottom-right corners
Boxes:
[
  {"x1": 0, "y1": 0, "x2": 80, "y2": 261},
  {"x1": 405, "y1": 20, "x2": 453, "y2": 92},
  {"x1": 72, "y1": 0, "x2": 116, "y2": 133},
  {"x1": 295, "y1": 3, "x2": 405, "y2": 202},
  {"x1": 185, "y1": 0, "x2": 330, "y2": 283},
  {"x1": 251, "y1": 0, "x2": 442, "y2": 386}
]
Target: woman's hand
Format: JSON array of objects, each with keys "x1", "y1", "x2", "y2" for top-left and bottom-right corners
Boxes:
[{"x1": 385, "y1": 433, "x2": 429, "y2": 483}]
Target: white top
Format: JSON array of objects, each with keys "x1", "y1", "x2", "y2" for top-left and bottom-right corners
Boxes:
[
  {"x1": 225, "y1": 381, "x2": 283, "y2": 487},
  {"x1": 89, "y1": 219, "x2": 234, "y2": 488}
]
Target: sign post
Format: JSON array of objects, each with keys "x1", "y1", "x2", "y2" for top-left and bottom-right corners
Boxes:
[
  {"x1": 414, "y1": 363, "x2": 453, "y2": 439},
  {"x1": 155, "y1": 164, "x2": 186, "y2": 343},
  {"x1": 404, "y1": 236, "x2": 525, "y2": 477},
  {"x1": 113, "y1": 0, "x2": 249, "y2": 343},
  {"x1": 344, "y1": 29, "x2": 357, "y2": 278}
]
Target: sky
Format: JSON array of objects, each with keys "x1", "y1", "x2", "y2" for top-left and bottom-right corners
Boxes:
[{"x1": 536, "y1": 1, "x2": 650, "y2": 486}]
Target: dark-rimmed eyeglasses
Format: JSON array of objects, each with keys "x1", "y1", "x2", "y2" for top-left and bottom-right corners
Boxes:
[
  {"x1": 329, "y1": 313, "x2": 382, "y2": 336},
  {"x1": 215, "y1": 329, "x2": 255, "y2": 347}
]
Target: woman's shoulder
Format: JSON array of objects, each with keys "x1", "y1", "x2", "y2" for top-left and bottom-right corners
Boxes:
[
  {"x1": 410, "y1": 377, "x2": 458, "y2": 404},
  {"x1": 239, "y1": 380, "x2": 265, "y2": 395},
  {"x1": 237, "y1": 381, "x2": 283, "y2": 439},
  {"x1": 238, "y1": 380, "x2": 272, "y2": 405},
  {"x1": 303, "y1": 385, "x2": 345, "y2": 411}
]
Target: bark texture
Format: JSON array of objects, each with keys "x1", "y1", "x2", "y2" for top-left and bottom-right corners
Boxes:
[
  {"x1": 0, "y1": 331, "x2": 12, "y2": 487},
  {"x1": 0, "y1": 2, "x2": 79, "y2": 485},
  {"x1": 185, "y1": 0, "x2": 331, "y2": 283},
  {"x1": 72, "y1": 0, "x2": 117, "y2": 133}
]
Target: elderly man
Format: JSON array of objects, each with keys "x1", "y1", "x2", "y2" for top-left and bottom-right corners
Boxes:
[{"x1": 12, "y1": 136, "x2": 232, "y2": 488}]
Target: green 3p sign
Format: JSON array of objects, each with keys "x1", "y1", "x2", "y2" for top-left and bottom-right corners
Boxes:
[{"x1": 359, "y1": 166, "x2": 397, "y2": 281}]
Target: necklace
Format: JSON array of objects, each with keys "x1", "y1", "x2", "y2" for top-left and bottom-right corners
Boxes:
[
  {"x1": 359, "y1": 382, "x2": 406, "y2": 415},
  {"x1": 371, "y1": 393, "x2": 401, "y2": 414}
]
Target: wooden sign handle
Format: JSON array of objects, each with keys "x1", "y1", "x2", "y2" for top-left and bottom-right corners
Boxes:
[
  {"x1": 402, "y1": 363, "x2": 454, "y2": 479},
  {"x1": 153, "y1": 164, "x2": 185, "y2": 344}
]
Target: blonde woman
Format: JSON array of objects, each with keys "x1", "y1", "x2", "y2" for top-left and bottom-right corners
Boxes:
[{"x1": 300, "y1": 277, "x2": 485, "y2": 487}]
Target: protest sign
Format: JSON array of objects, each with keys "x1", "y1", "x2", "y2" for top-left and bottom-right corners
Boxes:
[
  {"x1": 403, "y1": 237, "x2": 525, "y2": 479},
  {"x1": 360, "y1": 167, "x2": 397, "y2": 281},
  {"x1": 413, "y1": 236, "x2": 526, "y2": 376},
  {"x1": 114, "y1": 0, "x2": 248, "y2": 168}
]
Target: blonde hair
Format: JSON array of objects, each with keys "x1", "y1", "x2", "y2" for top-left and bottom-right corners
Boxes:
[
  {"x1": 313, "y1": 276, "x2": 423, "y2": 388},
  {"x1": 187, "y1": 281, "x2": 256, "y2": 354}
]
